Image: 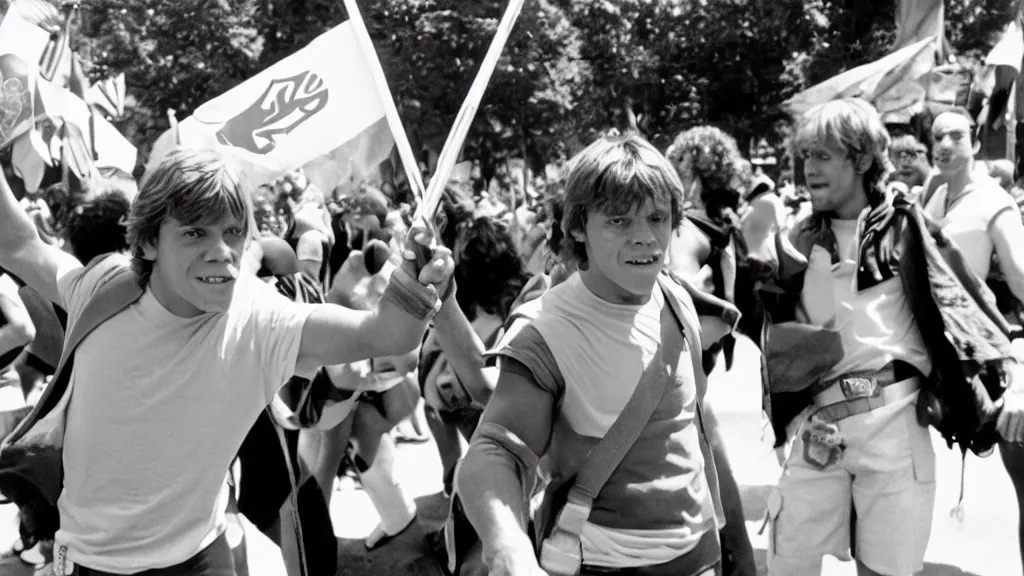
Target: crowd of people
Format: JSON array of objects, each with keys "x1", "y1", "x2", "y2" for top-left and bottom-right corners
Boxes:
[{"x1": 0, "y1": 96, "x2": 1023, "y2": 576}]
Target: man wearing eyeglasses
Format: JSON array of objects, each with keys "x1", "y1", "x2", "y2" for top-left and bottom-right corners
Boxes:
[{"x1": 888, "y1": 134, "x2": 931, "y2": 198}]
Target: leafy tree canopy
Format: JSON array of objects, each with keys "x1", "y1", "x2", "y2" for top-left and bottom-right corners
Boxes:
[{"x1": 13, "y1": 0, "x2": 1018, "y2": 172}]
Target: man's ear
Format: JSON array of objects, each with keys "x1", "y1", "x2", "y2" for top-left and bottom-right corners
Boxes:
[
  {"x1": 855, "y1": 154, "x2": 873, "y2": 175},
  {"x1": 141, "y1": 242, "x2": 157, "y2": 261},
  {"x1": 972, "y1": 140, "x2": 982, "y2": 156}
]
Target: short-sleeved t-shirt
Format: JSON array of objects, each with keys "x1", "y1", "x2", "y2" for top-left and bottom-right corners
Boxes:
[
  {"x1": 54, "y1": 255, "x2": 316, "y2": 574},
  {"x1": 924, "y1": 181, "x2": 1020, "y2": 278},
  {"x1": 493, "y1": 274, "x2": 715, "y2": 568}
]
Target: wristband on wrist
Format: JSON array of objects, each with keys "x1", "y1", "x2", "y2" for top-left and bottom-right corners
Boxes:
[
  {"x1": 439, "y1": 277, "x2": 457, "y2": 306},
  {"x1": 381, "y1": 270, "x2": 456, "y2": 320}
]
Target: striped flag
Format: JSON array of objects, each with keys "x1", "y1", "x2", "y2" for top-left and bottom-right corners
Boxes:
[
  {"x1": 145, "y1": 15, "x2": 400, "y2": 192},
  {"x1": 37, "y1": 6, "x2": 73, "y2": 83},
  {"x1": 86, "y1": 73, "x2": 126, "y2": 120},
  {"x1": 0, "y1": 2, "x2": 137, "y2": 177},
  {"x1": 0, "y1": 0, "x2": 72, "y2": 84},
  {"x1": 33, "y1": 78, "x2": 137, "y2": 174}
]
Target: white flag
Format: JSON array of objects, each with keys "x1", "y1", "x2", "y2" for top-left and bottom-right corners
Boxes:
[{"x1": 150, "y1": 19, "x2": 396, "y2": 191}]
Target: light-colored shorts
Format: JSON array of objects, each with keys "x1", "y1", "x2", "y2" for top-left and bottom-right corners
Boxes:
[{"x1": 767, "y1": 393, "x2": 936, "y2": 576}]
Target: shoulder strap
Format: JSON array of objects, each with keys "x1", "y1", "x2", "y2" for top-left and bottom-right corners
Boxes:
[
  {"x1": 657, "y1": 274, "x2": 706, "y2": 391},
  {"x1": 657, "y1": 274, "x2": 726, "y2": 527},
  {"x1": 562, "y1": 276, "x2": 694, "y2": 513},
  {"x1": 4, "y1": 262, "x2": 143, "y2": 446}
]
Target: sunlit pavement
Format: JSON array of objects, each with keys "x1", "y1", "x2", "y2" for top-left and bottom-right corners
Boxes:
[{"x1": 1, "y1": 336, "x2": 1020, "y2": 575}]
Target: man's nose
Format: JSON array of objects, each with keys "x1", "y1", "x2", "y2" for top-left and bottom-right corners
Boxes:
[
  {"x1": 632, "y1": 220, "x2": 657, "y2": 245},
  {"x1": 205, "y1": 237, "x2": 234, "y2": 262}
]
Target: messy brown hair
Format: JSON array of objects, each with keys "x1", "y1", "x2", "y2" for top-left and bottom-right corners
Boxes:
[{"x1": 561, "y1": 133, "x2": 685, "y2": 268}]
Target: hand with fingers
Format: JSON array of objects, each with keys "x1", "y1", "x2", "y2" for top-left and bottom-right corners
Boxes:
[{"x1": 399, "y1": 216, "x2": 455, "y2": 303}]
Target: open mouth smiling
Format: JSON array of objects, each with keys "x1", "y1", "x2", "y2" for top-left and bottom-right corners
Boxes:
[
  {"x1": 197, "y1": 276, "x2": 235, "y2": 285},
  {"x1": 625, "y1": 255, "x2": 660, "y2": 266}
]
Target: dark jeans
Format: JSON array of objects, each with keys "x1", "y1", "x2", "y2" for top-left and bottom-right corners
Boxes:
[
  {"x1": 73, "y1": 532, "x2": 235, "y2": 576},
  {"x1": 580, "y1": 529, "x2": 722, "y2": 576}
]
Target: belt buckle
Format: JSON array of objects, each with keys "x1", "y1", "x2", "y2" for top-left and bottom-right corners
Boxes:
[{"x1": 840, "y1": 376, "x2": 878, "y2": 400}]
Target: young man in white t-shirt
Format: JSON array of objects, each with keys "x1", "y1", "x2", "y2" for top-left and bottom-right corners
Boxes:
[
  {"x1": 923, "y1": 110, "x2": 1024, "y2": 298},
  {"x1": 0, "y1": 148, "x2": 455, "y2": 576},
  {"x1": 922, "y1": 109, "x2": 1024, "y2": 569}
]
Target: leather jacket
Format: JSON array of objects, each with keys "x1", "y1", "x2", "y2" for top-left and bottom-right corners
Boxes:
[{"x1": 759, "y1": 193, "x2": 1018, "y2": 454}]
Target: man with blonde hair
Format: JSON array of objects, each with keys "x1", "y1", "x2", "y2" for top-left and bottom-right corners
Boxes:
[
  {"x1": 762, "y1": 98, "x2": 1024, "y2": 576},
  {"x1": 769, "y1": 98, "x2": 934, "y2": 576},
  {"x1": 0, "y1": 147, "x2": 455, "y2": 576}
]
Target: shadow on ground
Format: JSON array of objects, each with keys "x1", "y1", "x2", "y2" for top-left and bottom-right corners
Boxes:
[
  {"x1": 920, "y1": 564, "x2": 984, "y2": 576},
  {"x1": 336, "y1": 491, "x2": 448, "y2": 576}
]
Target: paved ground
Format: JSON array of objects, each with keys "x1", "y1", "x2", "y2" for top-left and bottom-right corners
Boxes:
[{"x1": 1, "y1": 337, "x2": 1021, "y2": 575}]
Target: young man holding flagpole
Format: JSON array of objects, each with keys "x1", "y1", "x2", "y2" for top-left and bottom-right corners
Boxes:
[{"x1": 0, "y1": 144, "x2": 454, "y2": 576}]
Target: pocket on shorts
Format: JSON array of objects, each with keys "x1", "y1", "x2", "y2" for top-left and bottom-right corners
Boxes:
[{"x1": 907, "y1": 415, "x2": 936, "y2": 483}]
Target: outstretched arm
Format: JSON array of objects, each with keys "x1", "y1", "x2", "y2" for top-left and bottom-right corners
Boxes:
[
  {"x1": 294, "y1": 226, "x2": 454, "y2": 373},
  {"x1": 431, "y1": 296, "x2": 498, "y2": 406},
  {"x1": 0, "y1": 169, "x2": 82, "y2": 306}
]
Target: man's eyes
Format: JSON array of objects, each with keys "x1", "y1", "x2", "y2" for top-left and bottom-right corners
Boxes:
[{"x1": 183, "y1": 228, "x2": 245, "y2": 238}]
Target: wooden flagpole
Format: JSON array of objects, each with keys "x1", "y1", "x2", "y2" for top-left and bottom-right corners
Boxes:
[
  {"x1": 414, "y1": 0, "x2": 526, "y2": 221},
  {"x1": 342, "y1": 0, "x2": 426, "y2": 203}
]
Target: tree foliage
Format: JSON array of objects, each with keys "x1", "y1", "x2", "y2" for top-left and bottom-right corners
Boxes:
[
  {"x1": 75, "y1": 0, "x2": 263, "y2": 153},
  {"x1": 22, "y1": 0, "x2": 1020, "y2": 171}
]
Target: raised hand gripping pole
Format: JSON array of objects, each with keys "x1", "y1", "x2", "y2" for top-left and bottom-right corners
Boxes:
[{"x1": 343, "y1": 0, "x2": 526, "y2": 273}]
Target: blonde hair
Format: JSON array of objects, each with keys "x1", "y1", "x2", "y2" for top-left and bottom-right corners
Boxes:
[
  {"x1": 127, "y1": 148, "x2": 255, "y2": 286},
  {"x1": 791, "y1": 98, "x2": 893, "y2": 201},
  {"x1": 561, "y1": 133, "x2": 684, "y2": 268}
]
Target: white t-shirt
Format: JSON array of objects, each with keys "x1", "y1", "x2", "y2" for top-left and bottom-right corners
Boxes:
[
  {"x1": 54, "y1": 255, "x2": 316, "y2": 574},
  {"x1": 924, "y1": 181, "x2": 1019, "y2": 278},
  {"x1": 800, "y1": 216, "x2": 931, "y2": 379}
]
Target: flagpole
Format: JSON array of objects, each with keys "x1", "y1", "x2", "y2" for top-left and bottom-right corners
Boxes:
[
  {"x1": 167, "y1": 109, "x2": 180, "y2": 146},
  {"x1": 342, "y1": 0, "x2": 426, "y2": 203},
  {"x1": 1007, "y1": 79, "x2": 1017, "y2": 162},
  {"x1": 89, "y1": 105, "x2": 97, "y2": 160},
  {"x1": 415, "y1": 0, "x2": 526, "y2": 221}
]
